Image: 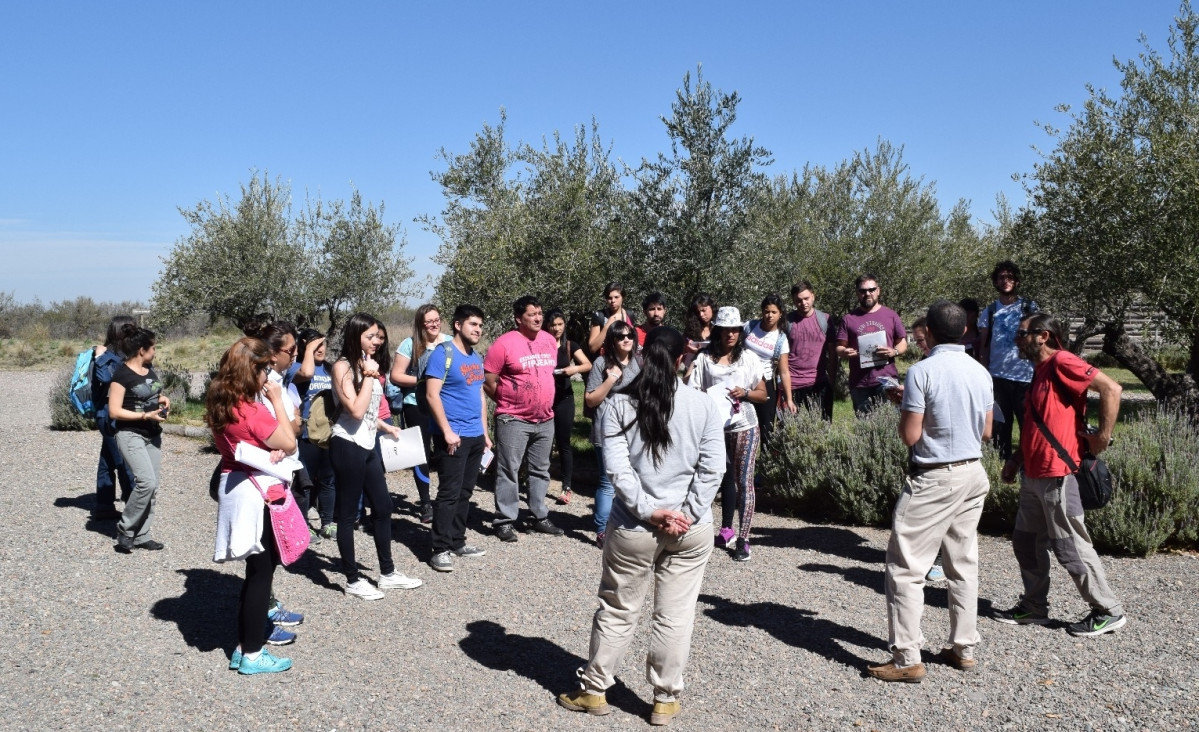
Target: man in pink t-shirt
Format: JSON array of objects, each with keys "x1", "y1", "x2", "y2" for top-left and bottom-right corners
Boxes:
[{"x1": 484, "y1": 295, "x2": 564, "y2": 542}]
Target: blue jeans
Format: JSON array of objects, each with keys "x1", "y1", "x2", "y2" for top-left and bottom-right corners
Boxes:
[
  {"x1": 850, "y1": 384, "x2": 887, "y2": 416},
  {"x1": 96, "y1": 430, "x2": 133, "y2": 508},
  {"x1": 594, "y1": 444, "x2": 614, "y2": 534}
]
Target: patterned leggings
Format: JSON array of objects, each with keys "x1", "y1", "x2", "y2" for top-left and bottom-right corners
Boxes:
[{"x1": 720, "y1": 427, "x2": 759, "y2": 540}]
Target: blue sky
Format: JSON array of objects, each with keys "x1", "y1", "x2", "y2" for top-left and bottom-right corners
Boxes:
[{"x1": 0, "y1": 1, "x2": 1185, "y2": 306}]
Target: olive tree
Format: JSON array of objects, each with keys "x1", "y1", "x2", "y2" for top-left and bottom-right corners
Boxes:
[
  {"x1": 153, "y1": 171, "x2": 414, "y2": 333},
  {"x1": 1011, "y1": 1, "x2": 1199, "y2": 409}
]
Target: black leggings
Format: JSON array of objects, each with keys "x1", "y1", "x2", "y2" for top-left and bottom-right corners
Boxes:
[
  {"x1": 402, "y1": 403, "x2": 433, "y2": 504},
  {"x1": 331, "y1": 437, "x2": 394, "y2": 583},
  {"x1": 552, "y1": 395, "x2": 575, "y2": 490},
  {"x1": 238, "y1": 506, "x2": 278, "y2": 655}
]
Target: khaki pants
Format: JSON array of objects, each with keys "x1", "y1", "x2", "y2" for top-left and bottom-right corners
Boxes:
[
  {"x1": 885, "y1": 461, "x2": 989, "y2": 667},
  {"x1": 580, "y1": 524, "x2": 713, "y2": 702},
  {"x1": 1012, "y1": 474, "x2": 1124, "y2": 617}
]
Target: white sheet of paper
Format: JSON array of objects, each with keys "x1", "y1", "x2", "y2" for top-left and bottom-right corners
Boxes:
[
  {"x1": 856, "y1": 330, "x2": 889, "y2": 369},
  {"x1": 380, "y1": 426, "x2": 426, "y2": 472},
  {"x1": 707, "y1": 383, "x2": 736, "y2": 428},
  {"x1": 233, "y1": 442, "x2": 303, "y2": 483}
]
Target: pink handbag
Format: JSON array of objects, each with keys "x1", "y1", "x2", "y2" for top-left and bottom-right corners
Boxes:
[{"x1": 248, "y1": 474, "x2": 311, "y2": 565}]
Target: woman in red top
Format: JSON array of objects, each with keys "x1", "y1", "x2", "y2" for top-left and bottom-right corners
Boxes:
[{"x1": 207, "y1": 337, "x2": 298, "y2": 675}]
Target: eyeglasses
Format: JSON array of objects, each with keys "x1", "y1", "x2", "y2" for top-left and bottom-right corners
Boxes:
[
  {"x1": 1015, "y1": 328, "x2": 1043, "y2": 339},
  {"x1": 280, "y1": 346, "x2": 297, "y2": 355},
  {"x1": 423, "y1": 318, "x2": 441, "y2": 327},
  {"x1": 857, "y1": 287, "x2": 878, "y2": 294},
  {"x1": 996, "y1": 274, "x2": 1016, "y2": 281},
  {"x1": 257, "y1": 364, "x2": 271, "y2": 373}
]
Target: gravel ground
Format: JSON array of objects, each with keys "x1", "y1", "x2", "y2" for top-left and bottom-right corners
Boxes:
[{"x1": 1, "y1": 370, "x2": 1197, "y2": 731}]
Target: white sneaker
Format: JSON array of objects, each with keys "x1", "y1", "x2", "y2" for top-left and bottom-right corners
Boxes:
[
  {"x1": 378, "y1": 571, "x2": 423, "y2": 590},
  {"x1": 345, "y1": 579, "x2": 384, "y2": 600}
]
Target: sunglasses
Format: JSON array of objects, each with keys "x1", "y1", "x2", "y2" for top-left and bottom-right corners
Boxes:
[
  {"x1": 857, "y1": 287, "x2": 878, "y2": 294},
  {"x1": 257, "y1": 363, "x2": 272, "y2": 373},
  {"x1": 615, "y1": 333, "x2": 635, "y2": 341},
  {"x1": 1015, "y1": 328, "x2": 1044, "y2": 339}
]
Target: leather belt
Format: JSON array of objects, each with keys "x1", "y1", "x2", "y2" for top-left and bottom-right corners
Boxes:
[{"x1": 909, "y1": 458, "x2": 979, "y2": 475}]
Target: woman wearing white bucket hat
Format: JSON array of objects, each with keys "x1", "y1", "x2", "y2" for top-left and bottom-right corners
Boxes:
[{"x1": 684, "y1": 306, "x2": 767, "y2": 562}]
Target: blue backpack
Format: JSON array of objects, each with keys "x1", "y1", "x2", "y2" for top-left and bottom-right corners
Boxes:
[{"x1": 69, "y1": 348, "x2": 97, "y2": 418}]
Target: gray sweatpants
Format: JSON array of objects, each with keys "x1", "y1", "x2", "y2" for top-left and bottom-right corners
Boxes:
[
  {"x1": 492, "y1": 415, "x2": 554, "y2": 525},
  {"x1": 1012, "y1": 474, "x2": 1124, "y2": 617},
  {"x1": 115, "y1": 430, "x2": 162, "y2": 544}
]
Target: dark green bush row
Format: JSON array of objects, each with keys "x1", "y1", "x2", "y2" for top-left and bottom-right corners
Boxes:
[{"x1": 760, "y1": 402, "x2": 1199, "y2": 556}]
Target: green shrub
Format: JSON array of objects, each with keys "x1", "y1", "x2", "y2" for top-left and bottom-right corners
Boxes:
[
  {"x1": 13, "y1": 342, "x2": 39, "y2": 368},
  {"x1": 154, "y1": 357, "x2": 191, "y2": 407},
  {"x1": 48, "y1": 367, "x2": 96, "y2": 431},
  {"x1": 763, "y1": 401, "x2": 1199, "y2": 554},
  {"x1": 761, "y1": 404, "x2": 908, "y2": 526},
  {"x1": 1087, "y1": 407, "x2": 1199, "y2": 555}
]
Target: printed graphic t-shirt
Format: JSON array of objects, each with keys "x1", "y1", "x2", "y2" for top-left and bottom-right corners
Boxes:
[
  {"x1": 836, "y1": 306, "x2": 906, "y2": 389},
  {"x1": 425, "y1": 342, "x2": 486, "y2": 437},
  {"x1": 112, "y1": 364, "x2": 163, "y2": 438},
  {"x1": 786, "y1": 311, "x2": 830, "y2": 389},
  {"x1": 979, "y1": 298, "x2": 1037, "y2": 382},
  {"x1": 743, "y1": 322, "x2": 790, "y2": 381},
  {"x1": 483, "y1": 329, "x2": 558, "y2": 422}
]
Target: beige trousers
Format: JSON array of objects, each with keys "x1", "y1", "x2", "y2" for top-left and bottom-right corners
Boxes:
[
  {"x1": 580, "y1": 523, "x2": 713, "y2": 702},
  {"x1": 885, "y1": 460, "x2": 989, "y2": 667}
]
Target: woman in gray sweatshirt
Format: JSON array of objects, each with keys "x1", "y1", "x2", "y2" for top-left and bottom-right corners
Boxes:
[{"x1": 558, "y1": 327, "x2": 725, "y2": 726}]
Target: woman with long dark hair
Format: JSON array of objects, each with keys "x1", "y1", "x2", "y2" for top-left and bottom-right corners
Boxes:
[
  {"x1": 545, "y1": 309, "x2": 590, "y2": 505},
  {"x1": 209, "y1": 337, "x2": 297, "y2": 674},
  {"x1": 587, "y1": 283, "x2": 636, "y2": 354},
  {"x1": 742, "y1": 294, "x2": 794, "y2": 449},
  {"x1": 330, "y1": 312, "x2": 422, "y2": 600},
  {"x1": 685, "y1": 306, "x2": 767, "y2": 562},
  {"x1": 584, "y1": 319, "x2": 639, "y2": 546},
  {"x1": 389, "y1": 303, "x2": 453, "y2": 523},
  {"x1": 683, "y1": 293, "x2": 716, "y2": 359},
  {"x1": 558, "y1": 327, "x2": 725, "y2": 725},
  {"x1": 90, "y1": 314, "x2": 135, "y2": 520},
  {"x1": 107, "y1": 324, "x2": 170, "y2": 553}
]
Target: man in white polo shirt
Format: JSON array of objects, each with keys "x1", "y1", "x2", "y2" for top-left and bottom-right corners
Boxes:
[{"x1": 867, "y1": 300, "x2": 993, "y2": 683}]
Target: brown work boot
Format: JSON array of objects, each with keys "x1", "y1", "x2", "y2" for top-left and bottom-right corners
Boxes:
[
  {"x1": 866, "y1": 661, "x2": 927, "y2": 683},
  {"x1": 557, "y1": 689, "x2": 610, "y2": 716},
  {"x1": 649, "y1": 699, "x2": 681, "y2": 725},
  {"x1": 936, "y1": 647, "x2": 977, "y2": 671}
]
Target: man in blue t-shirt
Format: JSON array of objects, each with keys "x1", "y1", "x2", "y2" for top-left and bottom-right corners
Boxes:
[
  {"x1": 977, "y1": 260, "x2": 1038, "y2": 459},
  {"x1": 425, "y1": 304, "x2": 492, "y2": 572}
]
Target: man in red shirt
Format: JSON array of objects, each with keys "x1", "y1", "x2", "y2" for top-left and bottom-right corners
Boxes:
[
  {"x1": 484, "y1": 295, "x2": 565, "y2": 542},
  {"x1": 993, "y1": 313, "x2": 1127, "y2": 637}
]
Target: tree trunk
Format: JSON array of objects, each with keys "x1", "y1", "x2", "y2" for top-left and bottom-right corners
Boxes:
[{"x1": 1102, "y1": 323, "x2": 1199, "y2": 419}]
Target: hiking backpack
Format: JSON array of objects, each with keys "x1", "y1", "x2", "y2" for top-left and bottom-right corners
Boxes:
[{"x1": 69, "y1": 348, "x2": 97, "y2": 418}]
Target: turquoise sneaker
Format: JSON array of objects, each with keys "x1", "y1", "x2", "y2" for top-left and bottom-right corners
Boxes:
[
  {"x1": 238, "y1": 649, "x2": 292, "y2": 675},
  {"x1": 229, "y1": 648, "x2": 242, "y2": 670}
]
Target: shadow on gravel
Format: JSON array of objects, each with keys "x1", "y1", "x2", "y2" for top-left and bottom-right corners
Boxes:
[
  {"x1": 55, "y1": 494, "x2": 123, "y2": 538},
  {"x1": 752, "y1": 526, "x2": 885, "y2": 564},
  {"x1": 150, "y1": 569, "x2": 239, "y2": 652},
  {"x1": 458, "y1": 620, "x2": 652, "y2": 719},
  {"x1": 796, "y1": 563, "x2": 951, "y2": 610},
  {"x1": 699, "y1": 594, "x2": 884, "y2": 670}
]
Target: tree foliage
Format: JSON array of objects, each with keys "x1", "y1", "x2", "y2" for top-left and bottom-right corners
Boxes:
[
  {"x1": 153, "y1": 172, "x2": 414, "y2": 333},
  {"x1": 1011, "y1": 1, "x2": 1199, "y2": 409},
  {"x1": 424, "y1": 68, "x2": 1001, "y2": 337}
]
